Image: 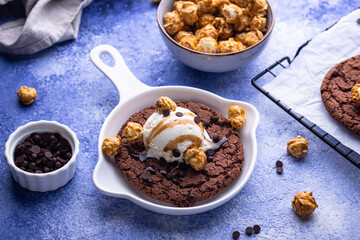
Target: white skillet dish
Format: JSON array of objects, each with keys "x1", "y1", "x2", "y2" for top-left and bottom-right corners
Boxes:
[{"x1": 90, "y1": 45, "x2": 259, "y2": 215}]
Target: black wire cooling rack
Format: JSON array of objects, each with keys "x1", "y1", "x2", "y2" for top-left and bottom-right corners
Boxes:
[{"x1": 251, "y1": 54, "x2": 360, "y2": 169}]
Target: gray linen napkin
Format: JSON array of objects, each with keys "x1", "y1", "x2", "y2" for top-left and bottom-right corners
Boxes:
[{"x1": 0, "y1": 0, "x2": 92, "y2": 55}]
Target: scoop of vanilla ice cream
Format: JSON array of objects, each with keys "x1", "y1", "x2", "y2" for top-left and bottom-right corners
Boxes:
[{"x1": 143, "y1": 107, "x2": 213, "y2": 163}]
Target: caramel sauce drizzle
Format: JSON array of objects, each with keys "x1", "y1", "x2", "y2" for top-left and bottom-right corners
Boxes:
[
  {"x1": 145, "y1": 111, "x2": 205, "y2": 149},
  {"x1": 163, "y1": 135, "x2": 202, "y2": 152}
]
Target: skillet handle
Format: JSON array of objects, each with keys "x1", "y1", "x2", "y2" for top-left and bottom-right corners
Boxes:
[{"x1": 90, "y1": 45, "x2": 150, "y2": 102}]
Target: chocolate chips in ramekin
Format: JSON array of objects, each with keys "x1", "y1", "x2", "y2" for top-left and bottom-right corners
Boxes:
[{"x1": 14, "y1": 132, "x2": 72, "y2": 173}]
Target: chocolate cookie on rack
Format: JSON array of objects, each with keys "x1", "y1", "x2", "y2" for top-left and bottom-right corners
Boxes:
[{"x1": 320, "y1": 55, "x2": 360, "y2": 136}]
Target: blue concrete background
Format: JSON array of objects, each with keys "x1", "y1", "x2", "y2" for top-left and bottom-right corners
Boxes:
[{"x1": 1, "y1": 0, "x2": 359, "y2": 239}]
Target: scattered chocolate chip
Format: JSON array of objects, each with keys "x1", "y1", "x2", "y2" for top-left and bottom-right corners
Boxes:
[
  {"x1": 173, "y1": 150, "x2": 181, "y2": 158},
  {"x1": 213, "y1": 134, "x2": 220, "y2": 143},
  {"x1": 141, "y1": 173, "x2": 149, "y2": 181},
  {"x1": 203, "y1": 120, "x2": 210, "y2": 127},
  {"x1": 276, "y1": 160, "x2": 283, "y2": 168},
  {"x1": 187, "y1": 193, "x2": 195, "y2": 202},
  {"x1": 163, "y1": 109, "x2": 170, "y2": 117},
  {"x1": 30, "y1": 145, "x2": 41, "y2": 154},
  {"x1": 232, "y1": 231, "x2": 240, "y2": 239},
  {"x1": 166, "y1": 172, "x2": 173, "y2": 179},
  {"x1": 145, "y1": 166, "x2": 155, "y2": 173},
  {"x1": 211, "y1": 115, "x2": 219, "y2": 123},
  {"x1": 332, "y1": 69, "x2": 339, "y2": 77},
  {"x1": 276, "y1": 167, "x2": 283, "y2": 174},
  {"x1": 176, "y1": 170, "x2": 185, "y2": 178},
  {"x1": 175, "y1": 112, "x2": 183, "y2": 117},
  {"x1": 207, "y1": 156, "x2": 214, "y2": 162},
  {"x1": 172, "y1": 178, "x2": 179, "y2": 184},
  {"x1": 160, "y1": 170, "x2": 167, "y2": 175},
  {"x1": 147, "y1": 178, "x2": 154, "y2": 186},
  {"x1": 159, "y1": 157, "x2": 167, "y2": 166},
  {"x1": 357, "y1": 18, "x2": 360, "y2": 24},
  {"x1": 194, "y1": 116, "x2": 201, "y2": 124},
  {"x1": 253, "y1": 225, "x2": 261, "y2": 233},
  {"x1": 206, "y1": 149, "x2": 215, "y2": 156},
  {"x1": 246, "y1": 227, "x2": 253, "y2": 235}
]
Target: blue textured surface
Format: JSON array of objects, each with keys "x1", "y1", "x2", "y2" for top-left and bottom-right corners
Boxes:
[{"x1": 1, "y1": 0, "x2": 360, "y2": 239}]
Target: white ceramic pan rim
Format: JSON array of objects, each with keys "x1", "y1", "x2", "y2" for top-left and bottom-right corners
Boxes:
[{"x1": 90, "y1": 45, "x2": 259, "y2": 215}]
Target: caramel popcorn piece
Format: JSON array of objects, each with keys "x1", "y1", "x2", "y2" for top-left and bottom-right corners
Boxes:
[
  {"x1": 198, "y1": 13, "x2": 215, "y2": 27},
  {"x1": 197, "y1": 37, "x2": 218, "y2": 53},
  {"x1": 164, "y1": 11, "x2": 185, "y2": 35},
  {"x1": 292, "y1": 191, "x2": 318, "y2": 216},
  {"x1": 287, "y1": 136, "x2": 308, "y2": 158},
  {"x1": 173, "y1": 1, "x2": 184, "y2": 12},
  {"x1": 250, "y1": 15, "x2": 267, "y2": 31},
  {"x1": 213, "y1": 17, "x2": 233, "y2": 40},
  {"x1": 185, "y1": 148, "x2": 207, "y2": 171},
  {"x1": 233, "y1": 32, "x2": 246, "y2": 44},
  {"x1": 17, "y1": 86, "x2": 37, "y2": 106},
  {"x1": 218, "y1": 38, "x2": 245, "y2": 53},
  {"x1": 197, "y1": 0, "x2": 217, "y2": 13},
  {"x1": 250, "y1": 0, "x2": 268, "y2": 16},
  {"x1": 124, "y1": 122, "x2": 144, "y2": 144},
  {"x1": 179, "y1": 35, "x2": 199, "y2": 50},
  {"x1": 233, "y1": 8, "x2": 252, "y2": 32},
  {"x1": 228, "y1": 105, "x2": 246, "y2": 129},
  {"x1": 243, "y1": 29, "x2": 263, "y2": 46},
  {"x1": 174, "y1": 31, "x2": 193, "y2": 42},
  {"x1": 220, "y1": 3, "x2": 242, "y2": 24},
  {"x1": 156, "y1": 96, "x2": 177, "y2": 112},
  {"x1": 230, "y1": 0, "x2": 250, "y2": 8},
  {"x1": 102, "y1": 137, "x2": 121, "y2": 156},
  {"x1": 178, "y1": 1, "x2": 199, "y2": 26},
  {"x1": 195, "y1": 24, "x2": 218, "y2": 40},
  {"x1": 211, "y1": 0, "x2": 230, "y2": 10},
  {"x1": 351, "y1": 84, "x2": 360, "y2": 107}
]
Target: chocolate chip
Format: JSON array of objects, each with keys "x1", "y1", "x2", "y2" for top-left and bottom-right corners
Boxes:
[
  {"x1": 30, "y1": 153, "x2": 37, "y2": 161},
  {"x1": 232, "y1": 231, "x2": 240, "y2": 239},
  {"x1": 207, "y1": 156, "x2": 213, "y2": 162},
  {"x1": 276, "y1": 160, "x2": 283, "y2": 168},
  {"x1": 332, "y1": 69, "x2": 339, "y2": 77},
  {"x1": 176, "y1": 170, "x2": 185, "y2": 178},
  {"x1": 276, "y1": 167, "x2": 283, "y2": 174},
  {"x1": 187, "y1": 193, "x2": 195, "y2": 202},
  {"x1": 173, "y1": 150, "x2": 181, "y2": 158},
  {"x1": 43, "y1": 167, "x2": 50, "y2": 173},
  {"x1": 357, "y1": 18, "x2": 360, "y2": 24},
  {"x1": 21, "y1": 161, "x2": 28, "y2": 167},
  {"x1": 30, "y1": 145, "x2": 41, "y2": 154},
  {"x1": 159, "y1": 157, "x2": 167, "y2": 166},
  {"x1": 49, "y1": 135, "x2": 57, "y2": 142},
  {"x1": 166, "y1": 172, "x2": 173, "y2": 180},
  {"x1": 172, "y1": 178, "x2": 179, "y2": 184},
  {"x1": 163, "y1": 109, "x2": 170, "y2": 117},
  {"x1": 175, "y1": 112, "x2": 183, "y2": 117},
  {"x1": 55, "y1": 162, "x2": 62, "y2": 169},
  {"x1": 206, "y1": 149, "x2": 215, "y2": 156},
  {"x1": 211, "y1": 115, "x2": 219, "y2": 123},
  {"x1": 160, "y1": 170, "x2": 167, "y2": 175},
  {"x1": 15, "y1": 156, "x2": 24, "y2": 164},
  {"x1": 194, "y1": 116, "x2": 201, "y2": 124},
  {"x1": 213, "y1": 134, "x2": 220, "y2": 143},
  {"x1": 253, "y1": 225, "x2": 261, "y2": 233},
  {"x1": 191, "y1": 109, "x2": 197, "y2": 115},
  {"x1": 65, "y1": 152, "x2": 72, "y2": 159},
  {"x1": 147, "y1": 178, "x2": 154, "y2": 186},
  {"x1": 145, "y1": 166, "x2": 155, "y2": 173},
  {"x1": 203, "y1": 120, "x2": 210, "y2": 127},
  {"x1": 33, "y1": 134, "x2": 41, "y2": 143},
  {"x1": 35, "y1": 170, "x2": 43, "y2": 174},
  {"x1": 45, "y1": 151, "x2": 52, "y2": 158},
  {"x1": 245, "y1": 227, "x2": 253, "y2": 235},
  {"x1": 141, "y1": 173, "x2": 149, "y2": 181}
]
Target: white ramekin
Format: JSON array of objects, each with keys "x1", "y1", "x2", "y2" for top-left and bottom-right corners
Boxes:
[{"x1": 4, "y1": 120, "x2": 79, "y2": 192}]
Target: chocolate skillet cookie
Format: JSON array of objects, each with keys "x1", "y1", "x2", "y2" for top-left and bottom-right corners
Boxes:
[
  {"x1": 114, "y1": 101, "x2": 244, "y2": 207},
  {"x1": 320, "y1": 55, "x2": 360, "y2": 136}
]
